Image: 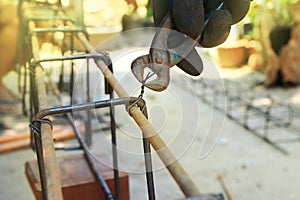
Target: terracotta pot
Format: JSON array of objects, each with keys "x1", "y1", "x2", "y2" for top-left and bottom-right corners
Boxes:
[{"x1": 217, "y1": 46, "x2": 247, "y2": 67}]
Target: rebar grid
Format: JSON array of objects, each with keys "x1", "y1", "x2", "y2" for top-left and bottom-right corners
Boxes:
[{"x1": 191, "y1": 76, "x2": 300, "y2": 155}]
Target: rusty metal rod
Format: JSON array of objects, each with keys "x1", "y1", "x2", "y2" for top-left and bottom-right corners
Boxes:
[
  {"x1": 32, "y1": 97, "x2": 133, "y2": 200},
  {"x1": 75, "y1": 30, "x2": 202, "y2": 197},
  {"x1": 65, "y1": 113, "x2": 115, "y2": 200},
  {"x1": 32, "y1": 53, "x2": 108, "y2": 64},
  {"x1": 140, "y1": 102, "x2": 156, "y2": 200},
  {"x1": 33, "y1": 97, "x2": 131, "y2": 120}
]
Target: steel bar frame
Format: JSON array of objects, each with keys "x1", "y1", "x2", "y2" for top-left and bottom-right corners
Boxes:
[
  {"x1": 31, "y1": 97, "x2": 132, "y2": 199},
  {"x1": 31, "y1": 96, "x2": 156, "y2": 200},
  {"x1": 24, "y1": 7, "x2": 124, "y2": 199},
  {"x1": 193, "y1": 78, "x2": 300, "y2": 155},
  {"x1": 17, "y1": 2, "x2": 84, "y2": 115},
  {"x1": 20, "y1": 1, "x2": 217, "y2": 199}
]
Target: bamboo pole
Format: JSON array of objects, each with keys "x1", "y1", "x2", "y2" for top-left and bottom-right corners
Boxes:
[
  {"x1": 29, "y1": 19, "x2": 63, "y2": 199},
  {"x1": 76, "y1": 31, "x2": 201, "y2": 197},
  {"x1": 35, "y1": 66, "x2": 64, "y2": 200}
]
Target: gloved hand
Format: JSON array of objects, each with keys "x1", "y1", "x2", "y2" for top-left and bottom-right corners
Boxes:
[
  {"x1": 157, "y1": 0, "x2": 250, "y2": 75},
  {"x1": 152, "y1": 0, "x2": 250, "y2": 47},
  {"x1": 131, "y1": 0, "x2": 251, "y2": 91}
]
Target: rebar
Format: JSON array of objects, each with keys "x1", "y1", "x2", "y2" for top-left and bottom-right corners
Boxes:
[
  {"x1": 22, "y1": 1, "x2": 206, "y2": 198},
  {"x1": 192, "y1": 77, "x2": 300, "y2": 155}
]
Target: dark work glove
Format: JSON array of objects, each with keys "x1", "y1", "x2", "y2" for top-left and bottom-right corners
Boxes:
[{"x1": 151, "y1": 0, "x2": 251, "y2": 75}]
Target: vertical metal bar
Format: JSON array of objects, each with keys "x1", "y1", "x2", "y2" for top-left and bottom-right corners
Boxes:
[
  {"x1": 143, "y1": 138, "x2": 156, "y2": 200},
  {"x1": 58, "y1": 61, "x2": 65, "y2": 91},
  {"x1": 19, "y1": 6, "x2": 29, "y2": 116},
  {"x1": 107, "y1": 63, "x2": 120, "y2": 199},
  {"x1": 85, "y1": 58, "x2": 92, "y2": 146},
  {"x1": 29, "y1": 64, "x2": 40, "y2": 148},
  {"x1": 66, "y1": 114, "x2": 115, "y2": 200},
  {"x1": 243, "y1": 104, "x2": 250, "y2": 129},
  {"x1": 69, "y1": 32, "x2": 74, "y2": 98},
  {"x1": 58, "y1": 32, "x2": 66, "y2": 92},
  {"x1": 141, "y1": 108, "x2": 156, "y2": 200},
  {"x1": 287, "y1": 105, "x2": 294, "y2": 126},
  {"x1": 22, "y1": 64, "x2": 28, "y2": 115},
  {"x1": 33, "y1": 131, "x2": 48, "y2": 200},
  {"x1": 22, "y1": 37, "x2": 31, "y2": 116},
  {"x1": 264, "y1": 106, "x2": 271, "y2": 138},
  {"x1": 29, "y1": 67, "x2": 36, "y2": 122},
  {"x1": 110, "y1": 96, "x2": 120, "y2": 199}
]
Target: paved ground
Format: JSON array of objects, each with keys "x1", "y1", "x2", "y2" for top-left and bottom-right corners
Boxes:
[{"x1": 1, "y1": 45, "x2": 300, "y2": 200}]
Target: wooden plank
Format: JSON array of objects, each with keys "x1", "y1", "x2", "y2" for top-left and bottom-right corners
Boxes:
[
  {"x1": 25, "y1": 153, "x2": 129, "y2": 200},
  {"x1": 0, "y1": 125, "x2": 76, "y2": 154}
]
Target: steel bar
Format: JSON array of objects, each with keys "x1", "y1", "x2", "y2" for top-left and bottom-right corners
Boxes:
[
  {"x1": 70, "y1": 32, "x2": 75, "y2": 99},
  {"x1": 129, "y1": 98, "x2": 156, "y2": 199},
  {"x1": 43, "y1": 74, "x2": 135, "y2": 199},
  {"x1": 143, "y1": 136, "x2": 156, "y2": 200},
  {"x1": 140, "y1": 105, "x2": 156, "y2": 200},
  {"x1": 33, "y1": 98, "x2": 131, "y2": 120},
  {"x1": 194, "y1": 79, "x2": 293, "y2": 154},
  {"x1": 24, "y1": 16, "x2": 74, "y2": 23},
  {"x1": 32, "y1": 123, "x2": 47, "y2": 200},
  {"x1": 65, "y1": 113, "x2": 115, "y2": 200},
  {"x1": 32, "y1": 53, "x2": 108, "y2": 64},
  {"x1": 110, "y1": 96, "x2": 120, "y2": 199},
  {"x1": 85, "y1": 59, "x2": 92, "y2": 146},
  {"x1": 243, "y1": 105, "x2": 289, "y2": 155},
  {"x1": 52, "y1": 77, "x2": 141, "y2": 119},
  {"x1": 32, "y1": 97, "x2": 132, "y2": 200},
  {"x1": 246, "y1": 103, "x2": 293, "y2": 130},
  {"x1": 74, "y1": 28, "x2": 202, "y2": 197},
  {"x1": 107, "y1": 63, "x2": 121, "y2": 199}
]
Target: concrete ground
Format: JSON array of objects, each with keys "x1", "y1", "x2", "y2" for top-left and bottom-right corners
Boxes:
[{"x1": 1, "y1": 45, "x2": 300, "y2": 200}]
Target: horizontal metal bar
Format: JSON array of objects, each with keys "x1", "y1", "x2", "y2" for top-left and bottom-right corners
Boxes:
[
  {"x1": 33, "y1": 97, "x2": 131, "y2": 120},
  {"x1": 31, "y1": 53, "x2": 109, "y2": 65},
  {"x1": 29, "y1": 27, "x2": 84, "y2": 34},
  {"x1": 25, "y1": 17, "x2": 74, "y2": 22},
  {"x1": 247, "y1": 104, "x2": 293, "y2": 129}
]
